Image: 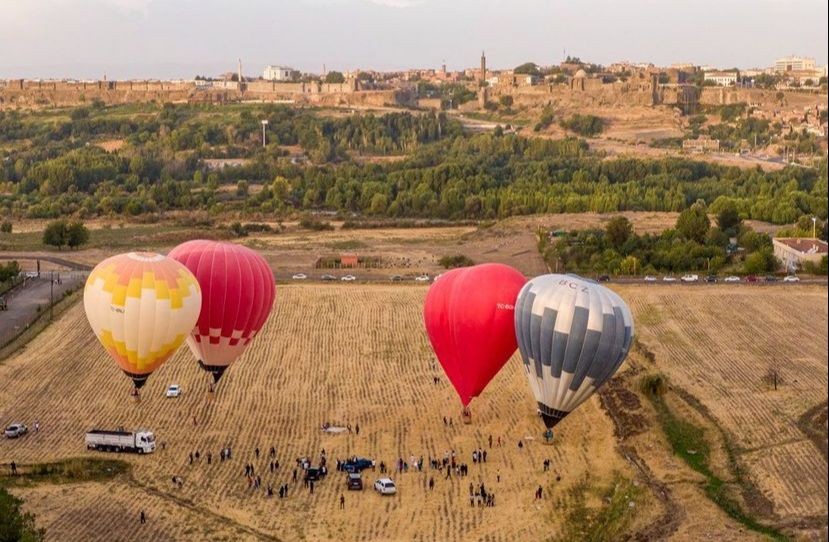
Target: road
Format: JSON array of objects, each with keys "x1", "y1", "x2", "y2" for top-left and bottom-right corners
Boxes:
[
  {"x1": 0, "y1": 254, "x2": 91, "y2": 271},
  {"x1": 0, "y1": 272, "x2": 86, "y2": 348}
]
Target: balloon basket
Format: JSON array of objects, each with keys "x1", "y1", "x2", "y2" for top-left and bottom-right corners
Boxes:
[
  {"x1": 461, "y1": 408, "x2": 472, "y2": 425},
  {"x1": 541, "y1": 429, "x2": 555, "y2": 445}
]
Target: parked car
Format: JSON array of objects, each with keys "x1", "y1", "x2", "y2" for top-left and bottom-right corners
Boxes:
[
  {"x1": 342, "y1": 457, "x2": 376, "y2": 473},
  {"x1": 597, "y1": 275, "x2": 610, "y2": 282},
  {"x1": 390, "y1": 275, "x2": 403, "y2": 282},
  {"x1": 292, "y1": 273, "x2": 307, "y2": 280},
  {"x1": 374, "y1": 477, "x2": 397, "y2": 495},
  {"x1": 4, "y1": 423, "x2": 28, "y2": 439},
  {"x1": 723, "y1": 276, "x2": 741, "y2": 283},
  {"x1": 341, "y1": 275, "x2": 357, "y2": 282},
  {"x1": 346, "y1": 473, "x2": 363, "y2": 491},
  {"x1": 643, "y1": 275, "x2": 657, "y2": 282},
  {"x1": 304, "y1": 467, "x2": 326, "y2": 481},
  {"x1": 783, "y1": 275, "x2": 800, "y2": 283},
  {"x1": 414, "y1": 275, "x2": 430, "y2": 282},
  {"x1": 662, "y1": 276, "x2": 678, "y2": 282},
  {"x1": 704, "y1": 275, "x2": 718, "y2": 283},
  {"x1": 764, "y1": 275, "x2": 779, "y2": 282},
  {"x1": 745, "y1": 275, "x2": 759, "y2": 283},
  {"x1": 321, "y1": 275, "x2": 336, "y2": 281},
  {"x1": 165, "y1": 384, "x2": 182, "y2": 398},
  {"x1": 681, "y1": 274, "x2": 699, "y2": 282}
]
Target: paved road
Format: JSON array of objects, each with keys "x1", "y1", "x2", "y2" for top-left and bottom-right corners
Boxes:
[{"x1": 0, "y1": 272, "x2": 86, "y2": 348}]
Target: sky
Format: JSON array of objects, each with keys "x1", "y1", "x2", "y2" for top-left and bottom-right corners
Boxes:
[{"x1": 0, "y1": 0, "x2": 827, "y2": 79}]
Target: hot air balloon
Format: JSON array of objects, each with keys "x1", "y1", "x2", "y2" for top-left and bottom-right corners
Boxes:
[
  {"x1": 423, "y1": 263, "x2": 526, "y2": 420},
  {"x1": 514, "y1": 274, "x2": 633, "y2": 439},
  {"x1": 168, "y1": 240, "x2": 276, "y2": 386},
  {"x1": 84, "y1": 252, "x2": 201, "y2": 392}
]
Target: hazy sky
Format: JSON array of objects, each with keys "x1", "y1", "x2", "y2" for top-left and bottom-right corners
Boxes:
[{"x1": 1, "y1": 0, "x2": 827, "y2": 79}]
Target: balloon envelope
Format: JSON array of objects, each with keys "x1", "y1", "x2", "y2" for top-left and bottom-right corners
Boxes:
[
  {"x1": 423, "y1": 263, "x2": 526, "y2": 406},
  {"x1": 84, "y1": 252, "x2": 201, "y2": 389},
  {"x1": 168, "y1": 240, "x2": 276, "y2": 382},
  {"x1": 514, "y1": 274, "x2": 633, "y2": 428}
]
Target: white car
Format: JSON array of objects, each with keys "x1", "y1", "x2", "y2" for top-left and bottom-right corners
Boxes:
[
  {"x1": 783, "y1": 275, "x2": 800, "y2": 283},
  {"x1": 4, "y1": 423, "x2": 28, "y2": 439},
  {"x1": 643, "y1": 275, "x2": 657, "y2": 282},
  {"x1": 341, "y1": 275, "x2": 357, "y2": 282},
  {"x1": 681, "y1": 274, "x2": 699, "y2": 283},
  {"x1": 374, "y1": 477, "x2": 397, "y2": 495},
  {"x1": 166, "y1": 384, "x2": 182, "y2": 398},
  {"x1": 723, "y1": 276, "x2": 741, "y2": 283},
  {"x1": 662, "y1": 276, "x2": 678, "y2": 282},
  {"x1": 414, "y1": 275, "x2": 430, "y2": 282},
  {"x1": 292, "y1": 273, "x2": 307, "y2": 280}
]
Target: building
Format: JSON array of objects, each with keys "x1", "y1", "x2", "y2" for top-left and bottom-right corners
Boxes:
[
  {"x1": 682, "y1": 135, "x2": 720, "y2": 153},
  {"x1": 340, "y1": 253, "x2": 359, "y2": 268},
  {"x1": 263, "y1": 65, "x2": 296, "y2": 82},
  {"x1": 775, "y1": 56, "x2": 816, "y2": 74},
  {"x1": 703, "y1": 70, "x2": 738, "y2": 86},
  {"x1": 772, "y1": 238, "x2": 828, "y2": 271}
]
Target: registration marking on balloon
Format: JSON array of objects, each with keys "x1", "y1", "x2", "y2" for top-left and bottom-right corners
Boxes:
[{"x1": 84, "y1": 252, "x2": 202, "y2": 385}]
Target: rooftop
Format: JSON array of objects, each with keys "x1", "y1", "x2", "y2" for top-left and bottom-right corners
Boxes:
[{"x1": 773, "y1": 238, "x2": 828, "y2": 255}]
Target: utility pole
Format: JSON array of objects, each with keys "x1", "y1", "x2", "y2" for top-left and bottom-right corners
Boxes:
[
  {"x1": 812, "y1": 217, "x2": 818, "y2": 238},
  {"x1": 261, "y1": 120, "x2": 269, "y2": 148},
  {"x1": 49, "y1": 271, "x2": 54, "y2": 321}
]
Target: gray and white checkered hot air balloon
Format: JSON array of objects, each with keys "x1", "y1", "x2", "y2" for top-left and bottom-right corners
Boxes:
[{"x1": 514, "y1": 274, "x2": 634, "y2": 433}]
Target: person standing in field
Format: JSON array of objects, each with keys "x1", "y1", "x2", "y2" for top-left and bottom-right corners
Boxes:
[
  {"x1": 339, "y1": 494, "x2": 345, "y2": 509},
  {"x1": 139, "y1": 511, "x2": 146, "y2": 524}
]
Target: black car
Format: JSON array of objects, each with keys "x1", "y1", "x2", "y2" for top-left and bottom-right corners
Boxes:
[
  {"x1": 321, "y1": 275, "x2": 336, "y2": 281},
  {"x1": 764, "y1": 275, "x2": 779, "y2": 282},
  {"x1": 704, "y1": 275, "x2": 718, "y2": 283},
  {"x1": 346, "y1": 473, "x2": 363, "y2": 490},
  {"x1": 597, "y1": 275, "x2": 610, "y2": 282},
  {"x1": 304, "y1": 466, "x2": 327, "y2": 481},
  {"x1": 342, "y1": 457, "x2": 375, "y2": 473}
]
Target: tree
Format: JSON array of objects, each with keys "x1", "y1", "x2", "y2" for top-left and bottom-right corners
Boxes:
[
  {"x1": 743, "y1": 249, "x2": 778, "y2": 274},
  {"x1": 715, "y1": 203, "x2": 742, "y2": 235},
  {"x1": 66, "y1": 221, "x2": 90, "y2": 249},
  {"x1": 514, "y1": 62, "x2": 540, "y2": 76},
  {"x1": 762, "y1": 364, "x2": 784, "y2": 391},
  {"x1": 0, "y1": 260, "x2": 20, "y2": 282},
  {"x1": 499, "y1": 95, "x2": 514, "y2": 109},
  {"x1": 619, "y1": 255, "x2": 639, "y2": 275},
  {"x1": 0, "y1": 221, "x2": 11, "y2": 234},
  {"x1": 438, "y1": 254, "x2": 474, "y2": 269},
  {"x1": 605, "y1": 216, "x2": 633, "y2": 249},
  {"x1": 0, "y1": 487, "x2": 45, "y2": 541},
  {"x1": 42, "y1": 220, "x2": 89, "y2": 250},
  {"x1": 676, "y1": 202, "x2": 710, "y2": 243},
  {"x1": 236, "y1": 180, "x2": 249, "y2": 197},
  {"x1": 42, "y1": 220, "x2": 69, "y2": 249},
  {"x1": 324, "y1": 71, "x2": 345, "y2": 84}
]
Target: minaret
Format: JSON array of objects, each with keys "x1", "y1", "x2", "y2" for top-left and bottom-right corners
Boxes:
[
  {"x1": 480, "y1": 51, "x2": 487, "y2": 82},
  {"x1": 238, "y1": 58, "x2": 242, "y2": 83}
]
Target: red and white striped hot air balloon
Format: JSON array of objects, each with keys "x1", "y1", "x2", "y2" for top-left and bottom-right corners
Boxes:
[{"x1": 168, "y1": 240, "x2": 276, "y2": 385}]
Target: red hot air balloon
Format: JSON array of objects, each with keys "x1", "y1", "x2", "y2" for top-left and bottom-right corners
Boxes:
[
  {"x1": 423, "y1": 263, "x2": 526, "y2": 414},
  {"x1": 168, "y1": 240, "x2": 276, "y2": 385}
]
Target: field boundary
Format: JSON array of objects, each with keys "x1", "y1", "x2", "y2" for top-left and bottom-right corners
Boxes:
[{"x1": 126, "y1": 473, "x2": 283, "y2": 542}]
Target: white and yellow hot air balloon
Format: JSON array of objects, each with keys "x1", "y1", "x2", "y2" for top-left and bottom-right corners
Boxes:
[{"x1": 84, "y1": 252, "x2": 201, "y2": 391}]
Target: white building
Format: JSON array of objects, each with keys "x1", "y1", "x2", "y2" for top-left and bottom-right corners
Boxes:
[
  {"x1": 704, "y1": 70, "x2": 738, "y2": 86},
  {"x1": 263, "y1": 65, "x2": 295, "y2": 82},
  {"x1": 772, "y1": 238, "x2": 828, "y2": 272},
  {"x1": 775, "y1": 56, "x2": 816, "y2": 73}
]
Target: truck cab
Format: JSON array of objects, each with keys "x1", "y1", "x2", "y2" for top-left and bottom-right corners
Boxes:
[{"x1": 136, "y1": 431, "x2": 156, "y2": 453}]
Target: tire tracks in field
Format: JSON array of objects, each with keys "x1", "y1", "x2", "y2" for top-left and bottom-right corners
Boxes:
[{"x1": 125, "y1": 472, "x2": 282, "y2": 542}]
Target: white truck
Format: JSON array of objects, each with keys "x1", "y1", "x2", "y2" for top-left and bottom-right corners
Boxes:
[{"x1": 85, "y1": 429, "x2": 156, "y2": 454}]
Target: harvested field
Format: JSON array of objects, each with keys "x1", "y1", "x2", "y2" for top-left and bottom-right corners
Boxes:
[
  {"x1": 1, "y1": 285, "x2": 639, "y2": 542},
  {"x1": 1, "y1": 283, "x2": 826, "y2": 540},
  {"x1": 616, "y1": 284, "x2": 829, "y2": 527}
]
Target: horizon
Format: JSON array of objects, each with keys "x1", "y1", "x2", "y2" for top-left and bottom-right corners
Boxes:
[{"x1": 0, "y1": 0, "x2": 827, "y2": 80}]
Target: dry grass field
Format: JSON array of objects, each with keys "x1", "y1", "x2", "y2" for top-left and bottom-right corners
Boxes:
[
  {"x1": 616, "y1": 284, "x2": 829, "y2": 532},
  {"x1": 1, "y1": 283, "x2": 826, "y2": 541},
  {"x1": 1, "y1": 285, "x2": 647, "y2": 542}
]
